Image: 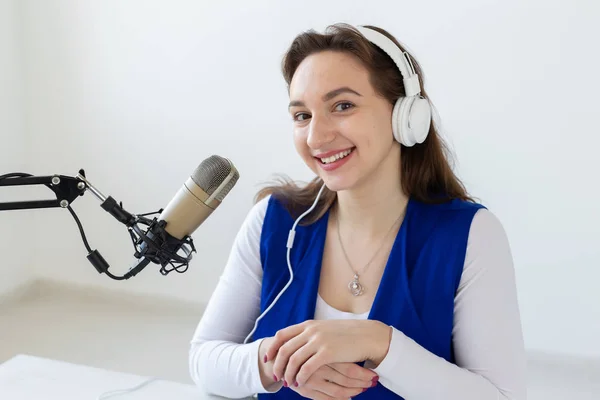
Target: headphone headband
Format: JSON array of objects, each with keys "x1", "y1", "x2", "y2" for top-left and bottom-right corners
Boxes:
[{"x1": 355, "y1": 26, "x2": 421, "y2": 97}]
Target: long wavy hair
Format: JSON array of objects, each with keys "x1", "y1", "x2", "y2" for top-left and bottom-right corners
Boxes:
[{"x1": 255, "y1": 23, "x2": 473, "y2": 224}]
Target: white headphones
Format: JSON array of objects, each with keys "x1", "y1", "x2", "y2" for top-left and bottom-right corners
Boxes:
[{"x1": 355, "y1": 26, "x2": 431, "y2": 147}]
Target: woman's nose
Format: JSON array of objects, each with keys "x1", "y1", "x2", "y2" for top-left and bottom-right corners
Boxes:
[{"x1": 306, "y1": 114, "x2": 335, "y2": 149}]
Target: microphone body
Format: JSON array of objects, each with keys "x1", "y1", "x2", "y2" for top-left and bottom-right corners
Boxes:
[
  {"x1": 127, "y1": 155, "x2": 239, "y2": 277},
  {"x1": 158, "y1": 167, "x2": 236, "y2": 240}
]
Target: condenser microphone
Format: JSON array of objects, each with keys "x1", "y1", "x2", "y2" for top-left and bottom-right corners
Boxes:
[
  {"x1": 159, "y1": 155, "x2": 240, "y2": 240},
  {"x1": 127, "y1": 155, "x2": 240, "y2": 277},
  {"x1": 0, "y1": 155, "x2": 239, "y2": 280}
]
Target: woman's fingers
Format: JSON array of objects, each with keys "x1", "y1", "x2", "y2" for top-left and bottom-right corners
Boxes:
[
  {"x1": 323, "y1": 364, "x2": 376, "y2": 389},
  {"x1": 292, "y1": 364, "x2": 375, "y2": 399},
  {"x1": 293, "y1": 386, "x2": 336, "y2": 400},
  {"x1": 310, "y1": 376, "x2": 366, "y2": 399},
  {"x1": 329, "y1": 362, "x2": 379, "y2": 386},
  {"x1": 282, "y1": 340, "x2": 319, "y2": 386},
  {"x1": 264, "y1": 322, "x2": 309, "y2": 362},
  {"x1": 271, "y1": 333, "x2": 310, "y2": 382},
  {"x1": 296, "y1": 350, "x2": 332, "y2": 386}
]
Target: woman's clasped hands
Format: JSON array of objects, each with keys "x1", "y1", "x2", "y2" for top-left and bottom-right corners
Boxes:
[{"x1": 260, "y1": 319, "x2": 392, "y2": 399}]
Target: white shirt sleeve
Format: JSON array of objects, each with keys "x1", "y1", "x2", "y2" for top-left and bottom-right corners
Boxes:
[
  {"x1": 188, "y1": 196, "x2": 275, "y2": 398},
  {"x1": 189, "y1": 201, "x2": 527, "y2": 400},
  {"x1": 372, "y1": 208, "x2": 528, "y2": 400}
]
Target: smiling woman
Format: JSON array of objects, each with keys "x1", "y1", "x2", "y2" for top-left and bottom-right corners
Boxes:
[
  {"x1": 189, "y1": 23, "x2": 527, "y2": 400},
  {"x1": 256, "y1": 25, "x2": 473, "y2": 226}
]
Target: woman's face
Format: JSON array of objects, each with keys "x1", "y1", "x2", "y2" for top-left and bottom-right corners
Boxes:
[{"x1": 288, "y1": 50, "x2": 399, "y2": 192}]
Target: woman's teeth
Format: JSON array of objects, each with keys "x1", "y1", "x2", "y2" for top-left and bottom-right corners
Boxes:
[{"x1": 320, "y1": 148, "x2": 353, "y2": 164}]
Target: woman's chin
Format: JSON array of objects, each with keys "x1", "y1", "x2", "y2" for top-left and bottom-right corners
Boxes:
[
  {"x1": 319, "y1": 175, "x2": 356, "y2": 193},
  {"x1": 309, "y1": 159, "x2": 360, "y2": 192}
]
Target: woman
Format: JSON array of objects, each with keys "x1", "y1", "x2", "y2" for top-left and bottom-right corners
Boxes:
[{"x1": 189, "y1": 23, "x2": 527, "y2": 400}]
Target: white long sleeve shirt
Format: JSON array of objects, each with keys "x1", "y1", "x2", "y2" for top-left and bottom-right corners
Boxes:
[{"x1": 189, "y1": 196, "x2": 527, "y2": 399}]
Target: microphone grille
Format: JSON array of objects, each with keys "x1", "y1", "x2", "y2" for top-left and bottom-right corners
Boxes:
[{"x1": 191, "y1": 155, "x2": 240, "y2": 202}]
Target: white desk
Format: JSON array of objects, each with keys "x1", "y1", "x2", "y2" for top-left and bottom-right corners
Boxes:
[{"x1": 0, "y1": 354, "x2": 253, "y2": 400}]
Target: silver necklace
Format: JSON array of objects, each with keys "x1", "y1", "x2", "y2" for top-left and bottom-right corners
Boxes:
[{"x1": 335, "y1": 207, "x2": 406, "y2": 296}]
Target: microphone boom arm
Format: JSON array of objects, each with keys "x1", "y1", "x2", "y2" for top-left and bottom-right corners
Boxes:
[
  {"x1": 0, "y1": 172, "x2": 87, "y2": 211},
  {"x1": 0, "y1": 169, "x2": 196, "y2": 280}
]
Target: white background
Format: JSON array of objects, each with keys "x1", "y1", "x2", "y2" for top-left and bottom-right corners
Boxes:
[{"x1": 1, "y1": 0, "x2": 598, "y2": 359}]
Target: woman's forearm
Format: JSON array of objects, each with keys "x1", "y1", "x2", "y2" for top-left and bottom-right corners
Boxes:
[{"x1": 189, "y1": 339, "x2": 262, "y2": 398}]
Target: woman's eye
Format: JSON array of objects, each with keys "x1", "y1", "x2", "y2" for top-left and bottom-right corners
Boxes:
[
  {"x1": 294, "y1": 113, "x2": 310, "y2": 121},
  {"x1": 334, "y1": 102, "x2": 354, "y2": 112}
]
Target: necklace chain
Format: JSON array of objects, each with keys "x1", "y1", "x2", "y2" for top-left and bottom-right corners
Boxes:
[{"x1": 335, "y1": 206, "x2": 406, "y2": 296}]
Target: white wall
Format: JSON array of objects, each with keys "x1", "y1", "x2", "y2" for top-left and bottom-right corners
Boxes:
[
  {"x1": 0, "y1": 0, "x2": 32, "y2": 296},
  {"x1": 16, "y1": 0, "x2": 600, "y2": 358}
]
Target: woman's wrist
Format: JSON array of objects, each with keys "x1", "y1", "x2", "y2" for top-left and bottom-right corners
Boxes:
[{"x1": 366, "y1": 320, "x2": 393, "y2": 368}]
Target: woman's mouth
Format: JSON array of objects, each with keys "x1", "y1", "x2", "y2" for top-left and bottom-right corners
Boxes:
[{"x1": 315, "y1": 147, "x2": 355, "y2": 171}]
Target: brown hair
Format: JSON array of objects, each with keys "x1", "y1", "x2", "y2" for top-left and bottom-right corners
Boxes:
[{"x1": 255, "y1": 23, "x2": 473, "y2": 224}]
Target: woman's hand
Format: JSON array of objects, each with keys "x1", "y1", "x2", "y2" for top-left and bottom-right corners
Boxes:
[
  {"x1": 264, "y1": 320, "x2": 392, "y2": 387},
  {"x1": 258, "y1": 337, "x2": 282, "y2": 391},
  {"x1": 287, "y1": 362, "x2": 378, "y2": 400}
]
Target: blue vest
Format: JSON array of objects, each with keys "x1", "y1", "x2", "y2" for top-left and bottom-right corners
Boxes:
[{"x1": 253, "y1": 195, "x2": 485, "y2": 399}]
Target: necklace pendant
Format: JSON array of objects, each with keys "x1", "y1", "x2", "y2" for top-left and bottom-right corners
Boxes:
[{"x1": 348, "y1": 274, "x2": 364, "y2": 296}]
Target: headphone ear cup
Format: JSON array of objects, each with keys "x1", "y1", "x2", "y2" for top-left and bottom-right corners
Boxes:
[
  {"x1": 392, "y1": 96, "x2": 431, "y2": 147},
  {"x1": 408, "y1": 97, "x2": 432, "y2": 145},
  {"x1": 392, "y1": 96, "x2": 417, "y2": 146},
  {"x1": 391, "y1": 98, "x2": 406, "y2": 145}
]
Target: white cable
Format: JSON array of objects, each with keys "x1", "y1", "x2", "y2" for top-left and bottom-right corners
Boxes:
[
  {"x1": 96, "y1": 376, "x2": 160, "y2": 399},
  {"x1": 243, "y1": 182, "x2": 327, "y2": 344}
]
